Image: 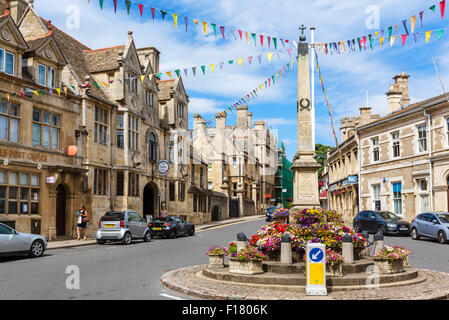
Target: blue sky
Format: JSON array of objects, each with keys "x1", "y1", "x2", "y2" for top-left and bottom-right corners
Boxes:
[{"x1": 34, "y1": 0, "x2": 449, "y2": 160}]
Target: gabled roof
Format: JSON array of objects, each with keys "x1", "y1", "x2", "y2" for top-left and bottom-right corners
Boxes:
[{"x1": 157, "y1": 79, "x2": 175, "y2": 101}]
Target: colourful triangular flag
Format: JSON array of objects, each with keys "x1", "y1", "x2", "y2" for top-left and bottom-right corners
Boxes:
[
  {"x1": 267, "y1": 52, "x2": 273, "y2": 62},
  {"x1": 138, "y1": 4, "x2": 143, "y2": 17},
  {"x1": 438, "y1": 29, "x2": 444, "y2": 40},
  {"x1": 99, "y1": 0, "x2": 104, "y2": 10},
  {"x1": 201, "y1": 65, "x2": 206, "y2": 75},
  {"x1": 172, "y1": 14, "x2": 178, "y2": 28},
  {"x1": 441, "y1": 0, "x2": 446, "y2": 18},
  {"x1": 238, "y1": 58, "x2": 243, "y2": 66},
  {"x1": 411, "y1": 16, "x2": 416, "y2": 33},
  {"x1": 202, "y1": 22, "x2": 208, "y2": 35},
  {"x1": 401, "y1": 34, "x2": 408, "y2": 46},
  {"x1": 426, "y1": 31, "x2": 432, "y2": 43}
]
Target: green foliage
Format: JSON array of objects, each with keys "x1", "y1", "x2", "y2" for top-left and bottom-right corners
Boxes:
[{"x1": 315, "y1": 143, "x2": 334, "y2": 176}]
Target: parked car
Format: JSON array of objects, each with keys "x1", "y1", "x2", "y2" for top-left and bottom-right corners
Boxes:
[
  {"x1": 265, "y1": 206, "x2": 281, "y2": 222},
  {"x1": 353, "y1": 210, "x2": 411, "y2": 235},
  {"x1": 149, "y1": 216, "x2": 195, "y2": 239},
  {"x1": 0, "y1": 223, "x2": 47, "y2": 258},
  {"x1": 411, "y1": 212, "x2": 449, "y2": 244},
  {"x1": 96, "y1": 210, "x2": 152, "y2": 245}
]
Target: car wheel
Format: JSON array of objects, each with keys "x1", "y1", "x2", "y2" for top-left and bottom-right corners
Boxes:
[
  {"x1": 29, "y1": 239, "x2": 45, "y2": 258},
  {"x1": 96, "y1": 239, "x2": 106, "y2": 245},
  {"x1": 189, "y1": 226, "x2": 195, "y2": 236},
  {"x1": 143, "y1": 231, "x2": 152, "y2": 242},
  {"x1": 121, "y1": 232, "x2": 132, "y2": 245},
  {"x1": 438, "y1": 231, "x2": 448, "y2": 244},
  {"x1": 353, "y1": 222, "x2": 361, "y2": 233},
  {"x1": 411, "y1": 228, "x2": 420, "y2": 240},
  {"x1": 378, "y1": 225, "x2": 386, "y2": 235},
  {"x1": 169, "y1": 230, "x2": 177, "y2": 239}
]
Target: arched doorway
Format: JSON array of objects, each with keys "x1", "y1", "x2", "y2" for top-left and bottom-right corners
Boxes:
[
  {"x1": 143, "y1": 183, "x2": 158, "y2": 219},
  {"x1": 56, "y1": 185, "x2": 67, "y2": 237}
]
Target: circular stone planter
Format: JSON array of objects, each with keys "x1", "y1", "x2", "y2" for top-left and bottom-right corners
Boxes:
[
  {"x1": 374, "y1": 258, "x2": 405, "y2": 274},
  {"x1": 208, "y1": 255, "x2": 225, "y2": 269},
  {"x1": 229, "y1": 258, "x2": 264, "y2": 275}
]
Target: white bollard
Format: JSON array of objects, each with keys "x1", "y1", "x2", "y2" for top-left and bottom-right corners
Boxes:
[
  {"x1": 342, "y1": 235, "x2": 354, "y2": 264},
  {"x1": 280, "y1": 235, "x2": 292, "y2": 264}
]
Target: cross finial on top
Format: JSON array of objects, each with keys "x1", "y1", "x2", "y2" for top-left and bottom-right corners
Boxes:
[{"x1": 299, "y1": 24, "x2": 307, "y2": 42}]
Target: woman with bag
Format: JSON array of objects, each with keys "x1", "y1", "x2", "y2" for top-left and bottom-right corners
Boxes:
[{"x1": 76, "y1": 204, "x2": 88, "y2": 240}]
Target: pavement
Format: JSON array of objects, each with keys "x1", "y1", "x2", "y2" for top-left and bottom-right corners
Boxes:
[
  {"x1": 161, "y1": 265, "x2": 449, "y2": 300},
  {"x1": 46, "y1": 214, "x2": 265, "y2": 250}
]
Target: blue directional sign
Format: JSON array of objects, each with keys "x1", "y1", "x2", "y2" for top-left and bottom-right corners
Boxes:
[{"x1": 309, "y1": 247, "x2": 324, "y2": 263}]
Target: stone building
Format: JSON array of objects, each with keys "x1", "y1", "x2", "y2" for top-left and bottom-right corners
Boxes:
[
  {"x1": 0, "y1": 3, "x2": 85, "y2": 238},
  {"x1": 358, "y1": 73, "x2": 449, "y2": 221},
  {"x1": 0, "y1": 0, "x2": 219, "y2": 238},
  {"x1": 193, "y1": 105, "x2": 277, "y2": 218},
  {"x1": 327, "y1": 106, "x2": 379, "y2": 223}
]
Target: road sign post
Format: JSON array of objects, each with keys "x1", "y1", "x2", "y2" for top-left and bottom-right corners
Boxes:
[{"x1": 306, "y1": 243, "x2": 327, "y2": 296}]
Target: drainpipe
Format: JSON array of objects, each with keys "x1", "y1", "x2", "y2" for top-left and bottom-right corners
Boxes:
[
  {"x1": 423, "y1": 107, "x2": 433, "y2": 211},
  {"x1": 356, "y1": 130, "x2": 361, "y2": 214},
  {"x1": 109, "y1": 108, "x2": 114, "y2": 211}
]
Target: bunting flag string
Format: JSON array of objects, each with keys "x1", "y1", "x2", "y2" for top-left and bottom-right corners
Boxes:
[
  {"x1": 90, "y1": 0, "x2": 295, "y2": 49},
  {"x1": 314, "y1": 49, "x2": 339, "y2": 149},
  {"x1": 147, "y1": 49, "x2": 290, "y2": 80},
  {"x1": 317, "y1": 27, "x2": 446, "y2": 55},
  {"x1": 317, "y1": 0, "x2": 447, "y2": 55},
  {"x1": 200, "y1": 61, "x2": 296, "y2": 127}
]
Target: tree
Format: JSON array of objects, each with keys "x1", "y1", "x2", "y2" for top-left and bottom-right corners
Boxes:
[{"x1": 315, "y1": 144, "x2": 334, "y2": 176}]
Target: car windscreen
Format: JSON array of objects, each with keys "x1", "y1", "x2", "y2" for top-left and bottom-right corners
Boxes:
[
  {"x1": 154, "y1": 217, "x2": 170, "y2": 223},
  {"x1": 267, "y1": 207, "x2": 280, "y2": 214},
  {"x1": 437, "y1": 214, "x2": 449, "y2": 223},
  {"x1": 102, "y1": 212, "x2": 124, "y2": 220},
  {"x1": 378, "y1": 211, "x2": 399, "y2": 220}
]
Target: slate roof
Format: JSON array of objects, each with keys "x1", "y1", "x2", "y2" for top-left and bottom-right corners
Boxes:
[{"x1": 84, "y1": 45, "x2": 125, "y2": 74}]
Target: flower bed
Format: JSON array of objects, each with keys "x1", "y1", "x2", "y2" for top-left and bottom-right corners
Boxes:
[
  {"x1": 229, "y1": 246, "x2": 266, "y2": 274},
  {"x1": 273, "y1": 208, "x2": 290, "y2": 219},
  {"x1": 206, "y1": 245, "x2": 229, "y2": 256}
]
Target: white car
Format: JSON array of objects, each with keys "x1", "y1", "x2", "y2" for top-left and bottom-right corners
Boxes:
[{"x1": 0, "y1": 223, "x2": 47, "y2": 258}]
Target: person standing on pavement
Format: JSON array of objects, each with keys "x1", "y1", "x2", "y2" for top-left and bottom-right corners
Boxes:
[
  {"x1": 76, "y1": 204, "x2": 88, "y2": 240},
  {"x1": 160, "y1": 202, "x2": 168, "y2": 218}
]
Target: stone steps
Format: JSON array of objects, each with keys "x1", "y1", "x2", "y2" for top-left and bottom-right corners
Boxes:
[{"x1": 202, "y1": 266, "x2": 421, "y2": 291}]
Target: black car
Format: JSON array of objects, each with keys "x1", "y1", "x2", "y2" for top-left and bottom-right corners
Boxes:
[
  {"x1": 149, "y1": 216, "x2": 195, "y2": 239},
  {"x1": 353, "y1": 210, "x2": 411, "y2": 235},
  {"x1": 266, "y1": 206, "x2": 281, "y2": 222}
]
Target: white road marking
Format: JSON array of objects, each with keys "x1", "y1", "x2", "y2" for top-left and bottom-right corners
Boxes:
[{"x1": 160, "y1": 293, "x2": 185, "y2": 300}]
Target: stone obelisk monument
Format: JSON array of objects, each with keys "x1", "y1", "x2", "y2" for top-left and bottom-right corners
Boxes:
[{"x1": 291, "y1": 25, "x2": 321, "y2": 219}]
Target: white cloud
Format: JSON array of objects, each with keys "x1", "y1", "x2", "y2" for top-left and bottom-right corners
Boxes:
[{"x1": 189, "y1": 97, "x2": 223, "y2": 114}]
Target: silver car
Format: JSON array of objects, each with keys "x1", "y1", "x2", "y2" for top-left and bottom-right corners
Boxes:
[
  {"x1": 96, "y1": 210, "x2": 151, "y2": 245},
  {"x1": 411, "y1": 212, "x2": 449, "y2": 244},
  {"x1": 0, "y1": 223, "x2": 47, "y2": 258}
]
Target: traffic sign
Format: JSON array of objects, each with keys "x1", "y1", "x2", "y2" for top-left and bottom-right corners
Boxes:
[
  {"x1": 306, "y1": 243, "x2": 327, "y2": 296},
  {"x1": 309, "y1": 247, "x2": 324, "y2": 263}
]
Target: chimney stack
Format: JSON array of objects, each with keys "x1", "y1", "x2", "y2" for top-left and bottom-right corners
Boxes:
[
  {"x1": 359, "y1": 107, "x2": 372, "y2": 126},
  {"x1": 247, "y1": 112, "x2": 253, "y2": 128},
  {"x1": 193, "y1": 114, "x2": 205, "y2": 131},
  {"x1": 216, "y1": 113, "x2": 227, "y2": 129},
  {"x1": 386, "y1": 73, "x2": 410, "y2": 113},
  {"x1": 236, "y1": 105, "x2": 248, "y2": 128}
]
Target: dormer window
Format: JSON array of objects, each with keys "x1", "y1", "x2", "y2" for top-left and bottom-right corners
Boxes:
[
  {"x1": 37, "y1": 64, "x2": 56, "y2": 88},
  {"x1": 0, "y1": 49, "x2": 14, "y2": 75}
]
